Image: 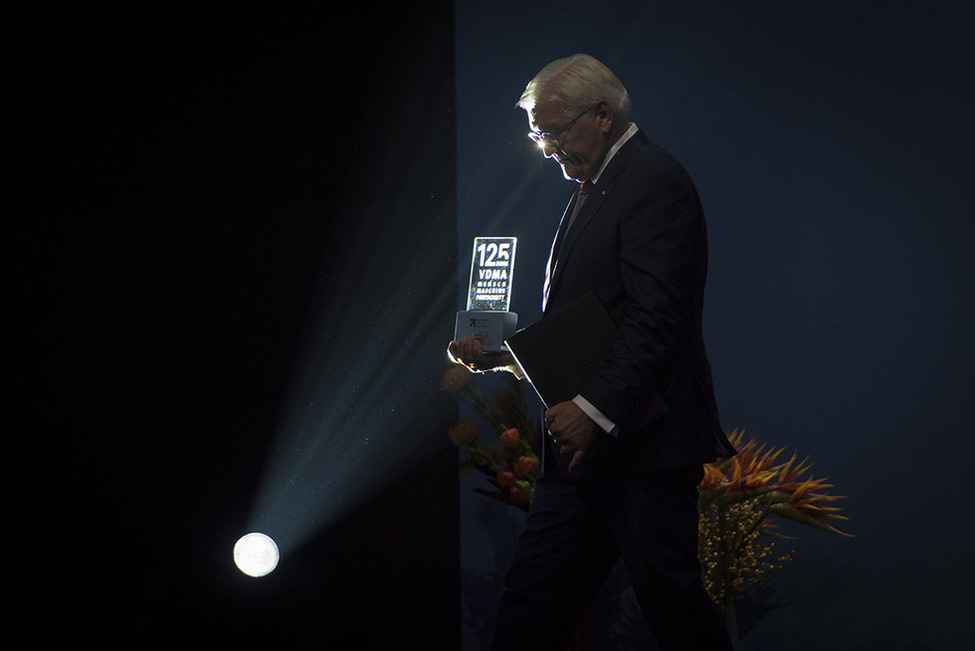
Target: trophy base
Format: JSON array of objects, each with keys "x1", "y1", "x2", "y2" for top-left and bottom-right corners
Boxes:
[{"x1": 454, "y1": 311, "x2": 518, "y2": 352}]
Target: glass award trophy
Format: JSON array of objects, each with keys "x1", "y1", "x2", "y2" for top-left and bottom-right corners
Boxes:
[{"x1": 454, "y1": 236, "x2": 518, "y2": 352}]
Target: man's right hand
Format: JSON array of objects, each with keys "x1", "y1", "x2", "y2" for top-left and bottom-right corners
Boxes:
[{"x1": 447, "y1": 334, "x2": 520, "y2": 377}]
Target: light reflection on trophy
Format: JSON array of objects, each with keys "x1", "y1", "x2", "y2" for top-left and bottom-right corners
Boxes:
[{"x1": 454, "y1": 236, "x2": 518, "y2": 352}]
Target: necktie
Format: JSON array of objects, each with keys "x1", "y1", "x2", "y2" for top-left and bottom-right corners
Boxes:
[
  {"x1": 542, "y1": 181, "x2": 593, "y2": 312},
  {"x1": 565, "y1": 180, "x2": 593, "y2": 232}
]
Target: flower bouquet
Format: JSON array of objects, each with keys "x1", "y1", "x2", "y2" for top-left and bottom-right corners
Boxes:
[
  {"x1": 442, "y1": 365, "x2": 541, "y2": 512},
  {"x1": 697, "y1": 428, "x2": 853, "y2": 618}
]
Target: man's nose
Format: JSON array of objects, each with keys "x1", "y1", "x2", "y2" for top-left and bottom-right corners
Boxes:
[{"x1": 540, "y1": 142, "x2": 559, "y2": 159}]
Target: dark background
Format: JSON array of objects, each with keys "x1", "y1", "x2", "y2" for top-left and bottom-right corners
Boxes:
[
  {"x1": 13, "y1": 4, "x2": 459, "y2": 649},
  {"x1": 10, "y1": 2, "x2": 974, "y2": 650}
]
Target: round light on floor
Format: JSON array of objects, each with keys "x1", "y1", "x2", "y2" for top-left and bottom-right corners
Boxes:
[{"x1": 233, "y1": 532, "x2": 280, "y2": 577}]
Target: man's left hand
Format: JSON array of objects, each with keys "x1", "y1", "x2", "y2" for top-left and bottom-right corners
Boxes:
[{"x1": 544, "y1": 401, "x2": 600, "y2": 471}]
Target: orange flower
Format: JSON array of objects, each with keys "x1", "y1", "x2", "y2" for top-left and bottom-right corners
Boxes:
[
  {"x1": 513, "y1": 456, "x2": 538, "y2": 477},
  {"x1": 701, "y1": 429, "x2": 852, "y2": 536},
  {"x1": 509, "y1": 485, "x2": 530, "y2": 509},
  {"x1": 496, "y1": 470, "x2": 516, "y2": 490},
  {"x1": 440, "y1": 365, "x2": 471, "y2": 395},
  {"x1": 699, "y1": 463, "x2": 727, "y2": 490},
  {"x1": 500, "y1": 427, "x2": 520, "y2": 447},
  {"x1": 448, "y1": 419, "x2": 479, "y2": 447}
]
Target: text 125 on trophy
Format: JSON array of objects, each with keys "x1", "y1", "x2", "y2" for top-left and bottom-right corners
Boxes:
[{"x1": 454, "y1": 236, "x2": 518, "y2": 351}]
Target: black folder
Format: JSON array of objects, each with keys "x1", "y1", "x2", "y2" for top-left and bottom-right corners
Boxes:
[{"x1": 505, "y1": 290, "x2": 618, "y2": 409}]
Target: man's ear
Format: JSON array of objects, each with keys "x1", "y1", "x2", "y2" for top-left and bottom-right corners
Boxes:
[{"x1": 594, "y1": 100, "x2": 615, "y2": 134}]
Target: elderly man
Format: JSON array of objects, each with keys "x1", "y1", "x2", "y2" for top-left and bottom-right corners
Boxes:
[{"x1": 450, "y1": 54, "x2": 735, "y2": 650}]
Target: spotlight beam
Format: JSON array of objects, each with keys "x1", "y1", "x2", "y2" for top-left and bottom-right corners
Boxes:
[{"x1": 246, "y1": 190, "x2": 457, "y2": 556}]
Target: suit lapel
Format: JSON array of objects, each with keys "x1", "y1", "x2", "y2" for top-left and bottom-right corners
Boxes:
[
  {"x1": 542, "y1": 187, "x2": 582, "y2": 312},
  {"x1": 546, "y1": 131, "x2": 650, "y2": 305}
]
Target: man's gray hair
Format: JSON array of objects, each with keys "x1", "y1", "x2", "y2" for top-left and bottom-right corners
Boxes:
[{"x1": 517, "y1": 53, "x2": 631, "y2": 121}]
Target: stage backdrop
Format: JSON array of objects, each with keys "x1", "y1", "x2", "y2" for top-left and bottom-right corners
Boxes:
[{"x1": 454, "y1": 2, "x2": 973, "y2": 649}]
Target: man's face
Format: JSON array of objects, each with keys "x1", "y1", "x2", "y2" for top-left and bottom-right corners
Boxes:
[{"x1": 529, "y1": 100, "x2": 609, "y2": 181}]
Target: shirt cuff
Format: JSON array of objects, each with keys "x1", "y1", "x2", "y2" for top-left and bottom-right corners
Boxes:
[{"x1": 572, "y1": 394, "x2": 618, "y2": 437}]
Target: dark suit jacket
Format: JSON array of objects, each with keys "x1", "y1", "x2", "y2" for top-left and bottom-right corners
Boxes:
[{"x1": 544, "y1": 130, "x2": 735, "y2": 473}]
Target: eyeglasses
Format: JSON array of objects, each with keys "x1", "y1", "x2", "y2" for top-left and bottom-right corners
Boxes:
[{"x1": 527, "y1": 105, "x2": 594, "y2": 152}]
